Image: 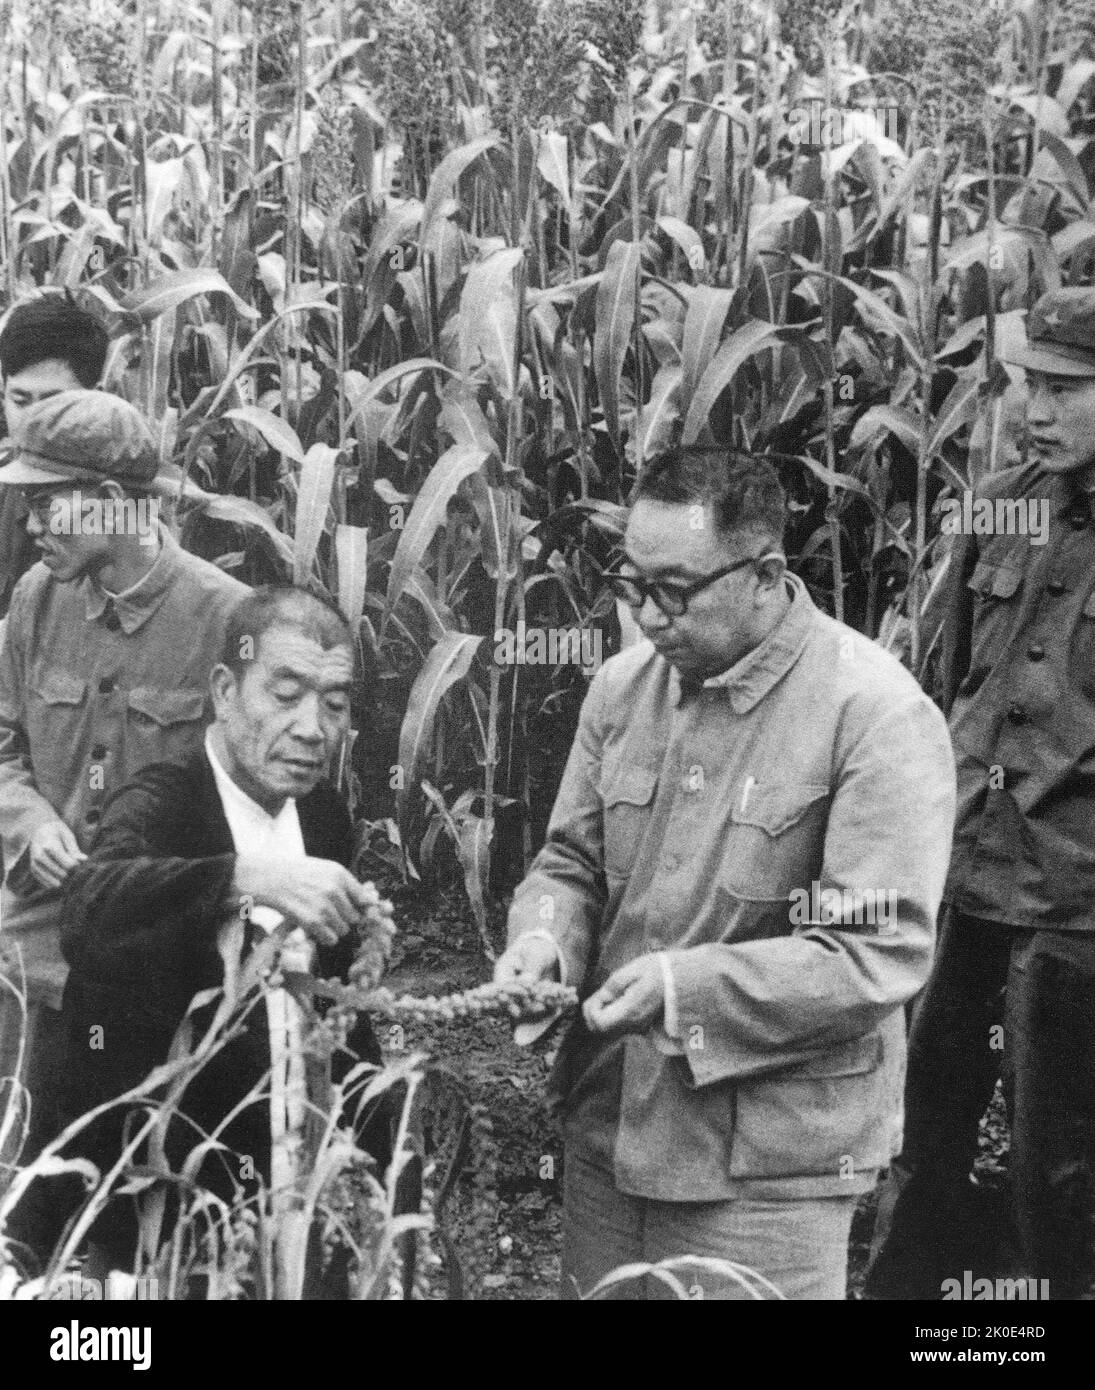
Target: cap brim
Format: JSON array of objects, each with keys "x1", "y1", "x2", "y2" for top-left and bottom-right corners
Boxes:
[
  {"x1": 1002, "y1": 344, "x2": 1095, "y2": 378},
  {"x1": 0, "y1": 455, "x2": 104, "y2": 486}
]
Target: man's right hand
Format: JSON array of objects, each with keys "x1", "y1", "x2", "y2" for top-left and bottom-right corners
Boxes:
[
  {"x1": 493, "y1": 933, "x2": 560, "y2": 986},
  {"x1": 233, "y1": 855, "x2": 371, "y2": 948},
  {"x1": 28, "y1": 821, "x2": 87, "y2": 890}
]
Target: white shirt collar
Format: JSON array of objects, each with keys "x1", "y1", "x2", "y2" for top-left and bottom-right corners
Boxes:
[{"x1": 204, "y1": 728, "x2": 300, "y2": 835}]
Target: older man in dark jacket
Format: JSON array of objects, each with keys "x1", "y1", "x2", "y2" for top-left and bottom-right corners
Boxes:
[{"x1": 52, "y1": 586, "x2": 389, "y2": 1278}]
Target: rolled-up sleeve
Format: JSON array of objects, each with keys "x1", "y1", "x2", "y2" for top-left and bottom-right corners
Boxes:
[
  {"x1": 670, "y1": 692, "x2": 957, "y2": 1086},
  {"x1": 505, "y1": 670, "x2": 609, "y2": 988}
]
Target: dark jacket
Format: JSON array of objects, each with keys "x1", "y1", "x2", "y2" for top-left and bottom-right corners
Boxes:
[{"x1": 58, "y1": 749, "x2": 382, "y2": 1211}]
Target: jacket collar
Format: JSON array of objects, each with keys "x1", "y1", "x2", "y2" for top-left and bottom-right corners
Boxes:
[
  {"x1": 81, "y1": 526, "x2": 178, "y2": 634},
  {"x1": 674, "y1": 574, "x2": 815, "y2": 714}
]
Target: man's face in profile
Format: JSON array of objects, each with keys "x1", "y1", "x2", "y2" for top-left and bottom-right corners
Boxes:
[
  {"x1": 213, "y1": 623, "x2": 353, "y2": 813},
  {"x1": 1025, "y1": 370, "x2": 1095, "y2": 476}
]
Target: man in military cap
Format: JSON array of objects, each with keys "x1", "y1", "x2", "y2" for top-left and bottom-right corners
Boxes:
[
  {"x1": 0, "y1": 295, "x2": 111, "y2": 617},
  {"x1": 867, "y1": 287, "x2": 1095, "y2": 1299},
  {"x1": 0, "y1": 389, "x2": 247, "y2": 1264}
]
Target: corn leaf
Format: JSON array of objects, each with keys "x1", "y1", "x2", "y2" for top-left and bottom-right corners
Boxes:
[
  {"x1": 383, "y1": 445, "x2": 490, "y2": 627},
  {"x1": 396, "y1": 631, "x2": 484, "y2": 821},
  {"x1": 418, "y1": 135, "x2": 497, "y2": 257},
  {"x1": 293, "y1": 443, "x2": 339, "y2": 584},
  {"x1": 681, "y1": 319, "x2": 785, "y2": 445},
  {"x1": 334, "y1": 524, "x2": 370, "y2": 629},
  {"x1": 594, "y1": 239, "x2": 641, "y2": 454},
  {"x1": 120, "y1": 268, "x2": 258, "y2": 324},
  {"x1": 224, "y1": 406, "x2": 306, "y2": 464}
]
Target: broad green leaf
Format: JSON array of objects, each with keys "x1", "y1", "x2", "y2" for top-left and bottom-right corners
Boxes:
[
  {"x1": 440, "y1": 383, "x2": 498, "y2": 456},
  {"x1": 459, "y1": 247, "x2": 523, "y2": 398},
  {"x1": 396, "y1": 631, "x2": 484, "y2": 820},
  {"x1": 402, "y1": 567, "x2": 456, "y2": 642},
  {"x1": 657, "y1": 215, "x2": 704, "y2": 269},
  {"x1": 469, "y1": 479, "x2": 520, "y2": 581},
  {"x1": 193, "y1": 494, "x2": 295, "y2": 569},
  {"x1": 224, "y1": 406, "x2": 306, "y2": 464},
  {"x1": 926, "y1": 372, "x2": 981, "y2": 460},
  {"x1": 343, "y1": 357, "x2": 457, "y2": 436},
  {"x1": 293, "y1": 444, "x2": 339, "y2": 584},
  {"x1": 456, "y1": 814, "x2": 495, "y2": 962},
  {"x1": 120, "y1": 268, "x2": 258, "y2": 324},
  {"x1": 681, "y1": 320, "x2": 785, "y2": 445},
  {"x1": 418, "y1": 135, "x2": 497, "y2": 257},
  {"x1": 358, "y1": 199, "x2": 423, "y2": 338},
  {"x1": 536, "y1": 130, "x2": 571, "y2": 209},
  {"x1": 594, "y1": 239, "x2": 641, "y2": 453},
  {"x1": 383, "y1": 445, "x2": 490, "y2": 626},
  {"x1": 680, "y1": 286, "x2": 734, "y2": 407},
  {"x1": 334, "y1": 524, "x2": 370, "y2": 629},
  {"x1": 849, "y1": 403, "x2": 922, "y2": 458},
  {"x1": 641, "y1": 364, "x2": 683, "y2": 459}
]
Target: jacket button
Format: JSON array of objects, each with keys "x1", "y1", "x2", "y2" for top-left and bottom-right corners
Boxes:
[
  {"x1": 1027, "y1": 645, "x2": 1045, "y2": 661},
  {"x1": 85, "y1": 809, "x2": 101, "y2": 825},
  {"x1": 1007, "y1": 703, "x2": 1027, "y2": 724},
  {"x1": 98, "y1": 677, "x2": 114, "y2": 694},
  {"x1": 91, "y1": 743, "x2": 107, "y2": 759},
  {"x1": 1071, "y1": 512, "x2": 1089, "y2": 530},
  {"x1": 1047, "y1": 580, "x2": 1066, "y2": 596}
]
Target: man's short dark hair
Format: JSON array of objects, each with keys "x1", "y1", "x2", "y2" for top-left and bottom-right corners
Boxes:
[
  {"x1": 220, "y1": 585, "x2": 353, "y2": 679},
  {"x1": 635, "y1": 448, "x2": 787, "y2": 546},
  {"x1": 0, "y1": 294, "x2": 109, "y2": 387}
]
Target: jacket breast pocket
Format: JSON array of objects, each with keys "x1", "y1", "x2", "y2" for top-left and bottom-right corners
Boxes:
[
  {"x1": 723, "y1": 781, "x2": 829, "y2": 901},
  {"x1": 729, "y1": 1032, "x2": 890, "y2": 1180},
  {"x1": 126, "y1": 687, "x2": 208, "y2": 760},
  {"x1": 28, "y1": 671, "x2": 87, "y2": 744},
  {"x1": 600, "y1": 766, "x2": 658, "y2": 880}
]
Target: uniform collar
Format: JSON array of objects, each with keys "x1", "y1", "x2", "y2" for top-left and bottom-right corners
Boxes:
[
  {"x1": 674, "y1": 574, "x2": 815, "y2": 714},
  {"x1": 81, "y1": 526, "x2": 178, "y2": 634}
]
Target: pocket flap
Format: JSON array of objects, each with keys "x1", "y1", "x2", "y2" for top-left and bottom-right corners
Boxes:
[
  {"x1": 780, "y1": 1032, "x2": 882, "y2": 1079},
  {"x1": 731, "y1": 781, "x2": 829, "y2": 835},
  {"x1": 128, "y1": 687, "x2": 206, "y2": 727},
  {"x1": 33, "y1": 673, "x2": 87, "y2": 706},
  {"x1": 600, "y1": 766, "x2": 658, "y2": 808},
  {"x1": 968, "y1": 560, "x2": 1022, "y2": 599}
]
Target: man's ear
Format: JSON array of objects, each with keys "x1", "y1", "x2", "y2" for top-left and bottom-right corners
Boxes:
[
  {"x1": 209, "y1": 663, "x2": 238, "y2": 719},
  {"x1": 755, "y1": 551, "x2": 787, "y2": 591}
]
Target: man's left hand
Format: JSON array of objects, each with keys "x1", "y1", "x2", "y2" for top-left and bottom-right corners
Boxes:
[{"x1": 583, "y1": 955, "x2": 665, "y2": 1037}]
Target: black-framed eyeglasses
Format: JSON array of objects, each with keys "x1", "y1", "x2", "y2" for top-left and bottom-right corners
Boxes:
[{"x1": 605, "y1": 552, "x2": 773, "y2": 618}]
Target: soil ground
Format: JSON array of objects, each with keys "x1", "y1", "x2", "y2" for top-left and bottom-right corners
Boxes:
[{"x1": 378, "y1": 872, "x2": 1012, "y2": 1302}]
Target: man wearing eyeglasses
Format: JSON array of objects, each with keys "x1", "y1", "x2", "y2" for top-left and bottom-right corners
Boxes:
[{"x1": 495, "y1": 448, "x2": 956, "y2": 1299}]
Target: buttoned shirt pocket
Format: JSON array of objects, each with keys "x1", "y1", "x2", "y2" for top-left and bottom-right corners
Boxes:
[
  {"x1": 723, "y1": 781, "x2": 829, "y2": 901},
  {"x1": 126, "y1": 687, "x2": 208, "y2": 761},
  {"x1": 28, "y1": 672, "x2": 87, "y2": 742},
  {"x1": 600, "y1": 765, "x2": 658, "y2": 880},
  {"x1": 729, "y1": 1032, "x2": 888, "y2": 1179}
]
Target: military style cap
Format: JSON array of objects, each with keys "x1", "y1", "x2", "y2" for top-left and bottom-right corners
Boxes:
[
  {"x1": 0, "y1": 389, "x2": 158, "y2": 486},
  {"x1": 1004, "y1": 288, "x2": 1095, "y2": 378}
]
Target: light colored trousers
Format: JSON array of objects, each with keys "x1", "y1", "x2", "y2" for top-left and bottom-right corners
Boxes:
[{"x1": 562, "y1": 1148, "x2": 857, "y2": 1300}]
